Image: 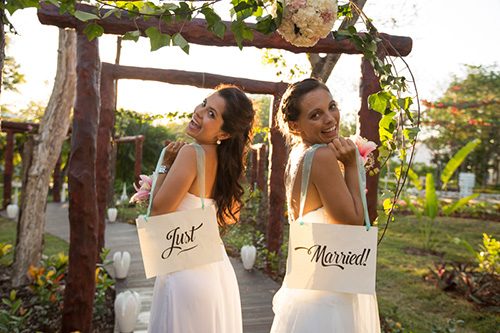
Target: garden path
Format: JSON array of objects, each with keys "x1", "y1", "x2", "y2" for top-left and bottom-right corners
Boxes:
[{"x1": 44, "y1": 202, "x2": 279, "y2": 333}]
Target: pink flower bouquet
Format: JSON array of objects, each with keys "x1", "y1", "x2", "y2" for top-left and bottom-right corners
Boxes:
[{"x1": 130, "y1": 175, "x2": 153, "y2": 205}]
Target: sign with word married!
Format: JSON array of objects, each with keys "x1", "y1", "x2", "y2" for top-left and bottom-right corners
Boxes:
[
  {"x1": 285, "y1": 223, "x2": 378, "y2": 295},
  {"x1": 136, "y1": 205, "x2": 223, "y2": 279}
]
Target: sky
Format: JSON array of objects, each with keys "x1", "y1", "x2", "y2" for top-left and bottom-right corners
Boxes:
[{"x1": 2, "y1": 0, "x2": 500, "y2": 157}]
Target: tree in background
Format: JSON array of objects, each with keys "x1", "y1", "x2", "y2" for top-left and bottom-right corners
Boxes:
[
  {"x1": 113, "y1": 109, "x2": 181, "y2": 193},
  {"x1": 422, "y1": 64, "x2": 499, "y2": 187},
  {"x1": 2, "y1": 35, "x2": 24, "y2": 92},
  {"x1": 12, "y1": 28, "x2": 76, "y2": 287}
]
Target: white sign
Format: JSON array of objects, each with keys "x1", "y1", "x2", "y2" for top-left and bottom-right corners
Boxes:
[
  {"x1": 136, "y1": 205, "x2": 223, "y2": 279},
  {"x1": 285, "y1": 223, "x2": 378, "y2": 295}
]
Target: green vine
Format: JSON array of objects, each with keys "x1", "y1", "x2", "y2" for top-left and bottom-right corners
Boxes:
[{"x1": 334, "y1": 1, "x2": 420, "y2": 243}]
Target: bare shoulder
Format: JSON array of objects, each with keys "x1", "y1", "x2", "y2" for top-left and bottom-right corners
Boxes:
[
  {"x1": 312, "y1": 146, "x2": 338, "y2": 165},
  {"x1": 311, "y1": 146, "x2": 342, "y2": 177},
  {"x1": 172, "y1": 144, "x2": 196, "y2": 166}
]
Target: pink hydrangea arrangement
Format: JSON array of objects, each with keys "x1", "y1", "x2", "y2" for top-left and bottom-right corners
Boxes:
[
  {"x1": 350, "y1": 134, "x2": 377, "y2": 170},
  {"x1": 129, "y1": 175, "x2": 153, "y2": 205},
  {"x1": 277, "y1": 0, "x2": 337, "y2": 47}
]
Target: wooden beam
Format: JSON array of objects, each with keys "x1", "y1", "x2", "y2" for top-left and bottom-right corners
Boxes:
[
  {"x1": 38, "y1": 3, "x2": 412, "y2": 56},
  {"x1": 1, "y1": 121, "x2": 39, "y2": 133},
  {"x1": 103, "y1": 63, "x2": 282, "y2": 95}
]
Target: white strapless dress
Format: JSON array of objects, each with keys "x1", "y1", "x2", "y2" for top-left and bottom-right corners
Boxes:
[
  {"x1": 147, "y1": 193, "x2": 242, "y2": 333},
  {"x1": 270, "y1": 207, "x2": 381, "y2": 333}
]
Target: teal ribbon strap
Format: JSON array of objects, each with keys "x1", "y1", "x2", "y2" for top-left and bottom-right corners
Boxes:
[
  {"x1": 298, "y1": 143, "x2": 371, "y2": 230},
  {"x1": 144, "y1": 143, "x2": 207, "y2": 221}
]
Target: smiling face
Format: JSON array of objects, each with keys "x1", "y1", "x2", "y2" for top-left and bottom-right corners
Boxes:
[
  {"x1": 289, "y1": 87, "x2": 340, "y2": 145},
  {"x1": 186, "y1": 92, "x2": 229, "y2": 144}
]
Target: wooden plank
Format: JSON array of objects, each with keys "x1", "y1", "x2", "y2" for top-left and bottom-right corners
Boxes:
[{"x1": 37, "y1": 3, "x2": 412, "y2": 56}]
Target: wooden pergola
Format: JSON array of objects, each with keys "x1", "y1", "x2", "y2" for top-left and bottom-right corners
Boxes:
[
  {"x1": 1, "y1": 121, "x2": 74, "y2": 207},
  {"x1": 1, "y1": 121, "x2": 42, "y2": 208},
  {"x1": 37, "y1": 3, "x2": 412, "y2": 332},
  {"x1": 113, "y1": 134, "x2": 145, "y2": 187}
]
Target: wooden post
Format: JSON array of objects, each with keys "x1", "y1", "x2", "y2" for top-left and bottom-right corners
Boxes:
[
  {"x1": 257, "y1": 144, "x2": 267, "y2": 193},
  {"x1": 250, "y1": 147, "x2": 258, "y2": 188},
  {"x1": 358, "y1": 57, "x2": 382, "y2": 222},
  {"x1": 52, "y1": 155, "x2": 62, "y2": 202},
  {"x1": 96, "y1": 65, "x2": 115, "y2": 255},
  {"x1": 62, "y1": 32, "x2": 100, "y2": 333},
  {"x1": 134, "y1": 135, "x2": 144, "y2": 187},
  {"x1": 266, "y1": 86, "x2": 288, "y2": 254},
  {"x1": 3, "y1": 130, "x2": 14, "y2": 208}
]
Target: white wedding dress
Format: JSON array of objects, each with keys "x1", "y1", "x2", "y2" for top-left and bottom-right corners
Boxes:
[
  {"x1": 147, "y1": 192, "x2": 242, "y2": 333},
  {"x1": 270, "y1": 208, "x2": 381, "y2": 333},
  {"x1": 270, "y1": 146, "x2": 381, "y2": 333}
]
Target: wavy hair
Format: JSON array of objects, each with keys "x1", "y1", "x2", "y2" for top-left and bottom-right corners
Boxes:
[
  {"x1": 214, "y1": 85, "x2": 255, "y2": 226},
  {"x1": 277, "y1": 78, "x2": 330, "y2": 145}
]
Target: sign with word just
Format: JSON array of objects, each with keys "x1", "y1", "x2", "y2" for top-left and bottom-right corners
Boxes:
[
  {"x1": 136, "y1": 205, "x2": 223, "y2": 279},
  {"x1": 285, "y1": 223, "x2": 378, "y2": 295}
]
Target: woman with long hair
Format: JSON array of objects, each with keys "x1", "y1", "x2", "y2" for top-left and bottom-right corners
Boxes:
[
  {"x1": 148, "y1": 85, "x2": 254, "y2": 333},
  {"x1": 270, "y1": 78, "x2": 380, "y2": 332}
]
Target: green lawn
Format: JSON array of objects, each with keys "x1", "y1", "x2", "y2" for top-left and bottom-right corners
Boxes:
[
  {"x1": 0, "y1": 216, "x2": 68, "y2": 265},
  {"x1": 376, "y1": 215, "x2": 499, "y2": 332}
]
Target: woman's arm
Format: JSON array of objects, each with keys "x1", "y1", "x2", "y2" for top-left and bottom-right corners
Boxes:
[
  {"x1": 151, "y1": 145, "x2": 197, "y2": 216},
  {"x1": 311, "y1": 145, "x2": 364, "y2": 225},
  {"x1": 152, "y1": 141, "x2": 186, "y2": 198}
]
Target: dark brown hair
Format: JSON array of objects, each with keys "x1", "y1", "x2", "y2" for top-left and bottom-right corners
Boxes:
[
  {"x1": 277, "y1": 78, "x2": 330, "y2": 144},
  {"x1": 214, "y1": 85, "x2": 255, "y2": 226}
]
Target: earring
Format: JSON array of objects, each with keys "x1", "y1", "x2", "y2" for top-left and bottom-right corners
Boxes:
[{"x1": 216, "y1": 139, "x2": 221, "y2": 145}]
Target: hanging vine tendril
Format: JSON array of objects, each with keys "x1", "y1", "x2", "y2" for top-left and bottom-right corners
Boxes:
[{"x1": 334, "y1": 1, "x2": 421, "y2": 244}]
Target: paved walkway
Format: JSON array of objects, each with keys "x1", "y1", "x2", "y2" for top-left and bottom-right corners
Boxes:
[{"x1": 44, "y1": 203, "x2": 279, "y2": 333}]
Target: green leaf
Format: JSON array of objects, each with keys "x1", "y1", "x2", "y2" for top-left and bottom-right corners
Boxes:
[
  {"x1": 45, "y1": 0, "x2": 60, "y2": 7},
  {"x1": 397, "y1": 96, "x2": 413, "y2": 111},
  {"x1": 213, "y1": 21, "x2": 227, "y2": 39},
  {"x1": 102, "y1": 8, "x2": 119, "y2": 19},
  {"x1": 451, "y1": 237, "x2": 477, "y2": 258},
  {"x1": 231, "y1": 20, "x2": 253, "y2": 50},
  {"x1": 368, "y1": 91, "x2": 389, "y2": 114},
  {"x1": 83, "y1": 23, "x2": 104, "y2": 41},
  {"x1": 403, "y1": 126, "x2": 420, "y2": 141},
  {"x1": 74, "y1": 10, "x2": 100, "y2": 22},
  {"x1": 145, "y1": 27, "x2": 170, "y2": 51},
  {"x1": 4, "y1": 0, "x2": 39, "y2": 15},
  {"x1": 123, "y1": 30, "x2": 141, "y2": 42},
  {"x1": 202, "y1": 6, "x2": 226, "y2": 39},
  {"x1": 443, "y1": 193, "x2": 479, "y2": 216},
  {"x1": 172, "y1": 33, "x2": 190, "y2": 54},
  {"x1": 256, "y1": 15, "x2": 279, "y2": 34},
  {"x1": 440, "y1": 139, "x2": 481, "y2": 189},
  {"x1": 404, "y1": 196, "x2": 422, "y2": 218},
  {"x1": 424, "y1": 173, "x2": 438, "y2": 219},
  {"x1": 174, "y1": 2, "x2": 192, "y2": 21},
  {"x1": 396, "y1": 167, "x2": 422, "y2": 190}
]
